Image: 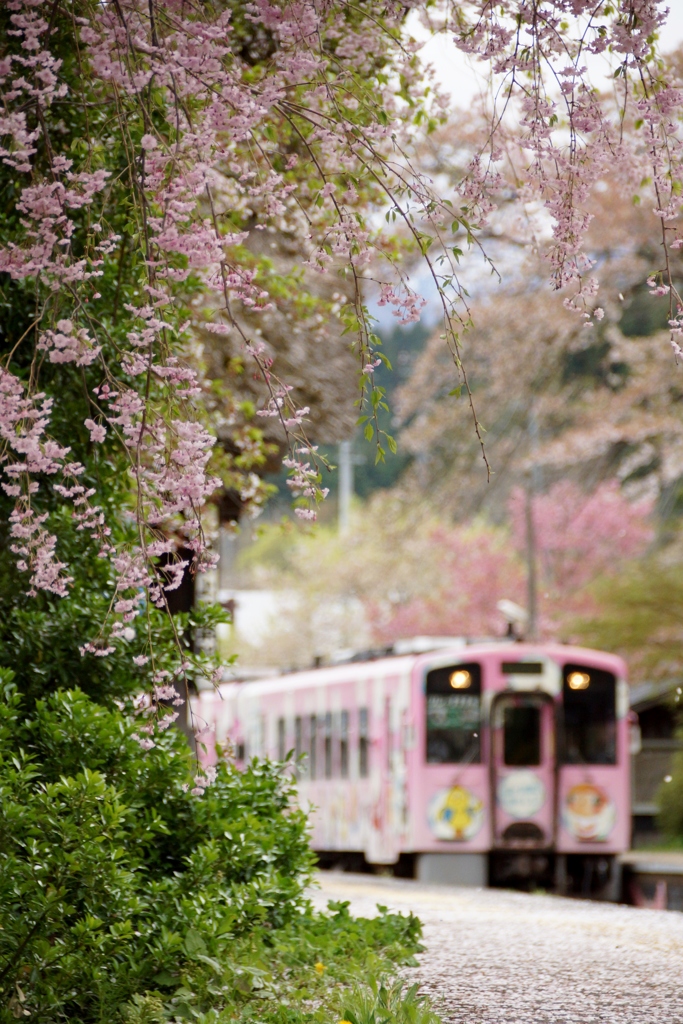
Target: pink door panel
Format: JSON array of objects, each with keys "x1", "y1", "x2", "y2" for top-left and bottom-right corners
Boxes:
[{"x1": 492, "y1": 692, "x2": 555, "y2": 849}]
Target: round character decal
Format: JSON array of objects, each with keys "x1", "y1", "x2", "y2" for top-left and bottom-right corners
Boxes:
[
  {"x1": 428, "y1": 785, "x2": 484, "y2": 841},
  {"x1": 563, "y1": 783, "x2": 615, "y2": 841},
  {"x1": 497, "y1": 770, "x2": 546, "y2": 819}
]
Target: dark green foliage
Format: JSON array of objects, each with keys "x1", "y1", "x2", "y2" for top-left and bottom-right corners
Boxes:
[
  {"x1": 657, "y1": 746, "x2": 683, "y2": 840},
  {"x1": 619, "y1": 284, "x2": 674, "y2": 338},
  {"x1": 0, "y1": 556, "x2": 219, "y2": 708},
  {"x1": 561, "y1": 338, "x2": 628, "y2": 388},
  {"x1": 0, "y1": 674, "x2": 313, "y2": 1020},
  {"x1": 572, "y1": 560, "x2": 683, "y2": 682},
  {"x1": 0, "y1": 676, "x2": 426, "y2": 1024},
  {"x1": 348, "y1": 321, "x2": 428, "y2": 498}
]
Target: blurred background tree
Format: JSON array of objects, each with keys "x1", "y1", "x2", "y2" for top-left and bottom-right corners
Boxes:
[{"x1": 228, "y1": 480, "x2": 654, "y2": 669}]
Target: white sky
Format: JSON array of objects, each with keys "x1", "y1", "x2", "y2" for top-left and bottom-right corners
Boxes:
[{"x1": 410, "y1": 5, "x2": 683, "y2": 109}]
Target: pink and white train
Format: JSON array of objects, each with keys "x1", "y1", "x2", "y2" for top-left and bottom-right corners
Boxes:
[{"x1": 195, "y1": 638, "x2": 632, "y2": 897}]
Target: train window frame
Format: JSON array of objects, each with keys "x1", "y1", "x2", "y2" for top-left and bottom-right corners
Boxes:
[
  {"x1": 295, "y1": 716, "x2": 306, "y2": 777},
  {"x1": 359, "y1": 707, "x2": 369, "y2": 778},
  {"x1": 561, "y1": 663, "x2": 617, "y2": 766},
  {"x1": 324, "y1": 711, "x2": 333, "y2": 778},
  {"x1": 309, "y1": 714, "x2": 318, "y2": 779},
  {"x1": 340, "y1": 710, "x2": 349, "y2": 778},
  {"x1": 425, "y1": 662, "x2": 482, "y2": 765}
]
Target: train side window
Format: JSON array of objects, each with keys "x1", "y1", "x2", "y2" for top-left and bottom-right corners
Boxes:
[
  {"x1": 248, "y1": 715, "x2": 265, "y2": 760},
  {"x1": 562, "y1": 664, "x2": 616, "y2": 765},
  {"x1": 340, "y1": 710, "x2": 349, "y2": 778},
  {"x1": 425, "y1": 662, "x2": 481, "y2": 764},
  {"x1": 324, "y1": 712, "x2": 333, "y2": 778},
  {"x1": 277, "y1": 717, "x2": 286, "y2": 761},
  {"x1": 359, "y1": 707, "x2": 369, "y2": 778},
  {"x1": 504, "y1": 704, "x2": 541, "y2": 766},
  {"x1": 294, "y1": 716, "x2": 303, "y2": 776},
  {"x1": 309, "y1": 714, "x2": 318, "y2": 779}
]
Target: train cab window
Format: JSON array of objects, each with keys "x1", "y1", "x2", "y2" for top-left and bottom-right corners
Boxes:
[
  {"x1": 309, "y1": 714, "x2": 318, "y2": 779},
  {"x1": 359, "y1": 707, "x2": 369, "y2": 778},
  {"x1": 324, "y1": 712, "x2": 333, "y2": 778},
  {"x1": 340, "y1": 710, "x2": 349, "y2": 778},
  {"x1": 562, "y1": 664, "x2": 616, "y2": 765},
  {"x1": 425, "y1": 663, "x2": 481, "y2": 764},
  {"x1": 277, "y1": 717, "x2": 286, "y2": 761},
  {"x1": 504, "y1": 704, "x2": 541, "y2": 766}
]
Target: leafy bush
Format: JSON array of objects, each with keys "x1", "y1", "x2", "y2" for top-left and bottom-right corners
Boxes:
[
  {"x1": 657, "y1": 742, "x2": 683, "y2": 841},
  {"x1": 0, "y1": 674, "x2": 428, "y2": 1024},
  {"x1": 338, "y1": 978, "x2": 441, "y2": 1024},
  {"x1": 0, "y1": 673, "x2": 308, "y2": 1020}
]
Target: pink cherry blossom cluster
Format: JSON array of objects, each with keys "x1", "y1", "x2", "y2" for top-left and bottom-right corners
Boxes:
[
  {"x1": 130, "y1": 679, "x2": 186, "y2": 750},
  {"x1": 377, "y1": 284, "x2": 428, "y2": 325},
  {"x1": 450, "y1": 1, "x2": 682, "y2": 330},
  {"x1": 283, "y1": 446, "x2": 330, "y2": 518},
  {"x1": 38, "y1": 321, "x2": 102, "y2": 366},
  {"x1": 1, "y1": 366, "x2": 77, "y2": 595}
]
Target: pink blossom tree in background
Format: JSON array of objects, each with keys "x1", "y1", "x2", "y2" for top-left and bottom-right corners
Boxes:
[
  {"x1": 368, "y1": 521, "x2": 526, "y2": 642},
  {"x1": 367, "y1": 482, "x2": 654, "y2": 644},
  {"x1": 509, "y1": 481, "x2": 655, "y2": 631}
]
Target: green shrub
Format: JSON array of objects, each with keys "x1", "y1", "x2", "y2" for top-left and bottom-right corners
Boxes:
[
  {"x1": 0, "y1": 674, "x2": 428, "y2": 1024},
  {"x1": 338, "y1": 978, "x2": 441, "y2": 1024},
  {"x1": 0, "y1": 673, "x2": 312, "y2": 1022}
]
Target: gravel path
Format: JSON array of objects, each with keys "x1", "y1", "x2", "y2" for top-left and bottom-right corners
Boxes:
[{"x1": 310, "y1": 872, "x2": 683, "y2": 1024}]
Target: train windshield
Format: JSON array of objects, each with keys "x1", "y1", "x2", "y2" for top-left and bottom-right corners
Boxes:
[
  {"x1": 425, "y1": 662, "x2": 481, "y2": 764},
  {"x1": 562, "y1": 664, "x2": 617, "y2": 765},
  {"x1": 504, "y1": 703, "x2": 541, "y2": 766}
]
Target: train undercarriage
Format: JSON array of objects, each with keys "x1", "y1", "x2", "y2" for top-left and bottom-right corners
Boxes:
[{"x1": 314, "y1": 850, "x2": 623, "y2": 901}]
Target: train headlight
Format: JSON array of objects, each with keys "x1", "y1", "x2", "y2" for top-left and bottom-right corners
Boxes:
[
  {"x1": 568, "y1": 671, "x2": 590, "y2": 690},
  {"x1": 449, "y1": 669, "x2": 471, "y2": 689}
]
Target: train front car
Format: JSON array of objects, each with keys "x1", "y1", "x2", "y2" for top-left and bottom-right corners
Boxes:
[
  {"x1": 413, "y1": 643, "x2": 629, "y2": 897},
  {"x1": 194, "y1": 640, "x2": 630, "y2": 898}
]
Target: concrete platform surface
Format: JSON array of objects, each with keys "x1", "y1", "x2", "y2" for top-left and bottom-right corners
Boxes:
[
  {"x1": 619, "y1": 850, "x2": 683, "y2": 874},
  {"x1": 310, "y1": 871, "x2": 683, "y2": 1024}
]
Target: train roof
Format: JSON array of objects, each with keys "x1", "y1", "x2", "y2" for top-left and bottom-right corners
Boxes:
[{"x1": 217, "y1": 639, "x2": 627, "y2": 697}]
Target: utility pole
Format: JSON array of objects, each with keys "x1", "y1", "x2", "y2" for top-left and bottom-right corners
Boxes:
[
  {"x1": 525, "y1": 408, "x2": 541, "y2": 641},
  {"x1": 338, "y1": 439, "x2": 353, "y2": 535},
  {"x1": 525, "y1": 480, "x2": 538, "y2": 641}
]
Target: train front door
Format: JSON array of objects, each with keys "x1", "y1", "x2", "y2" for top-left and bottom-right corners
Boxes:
[{"x1": 491, "y1": 692, "x2": 555, "y2": 848}]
